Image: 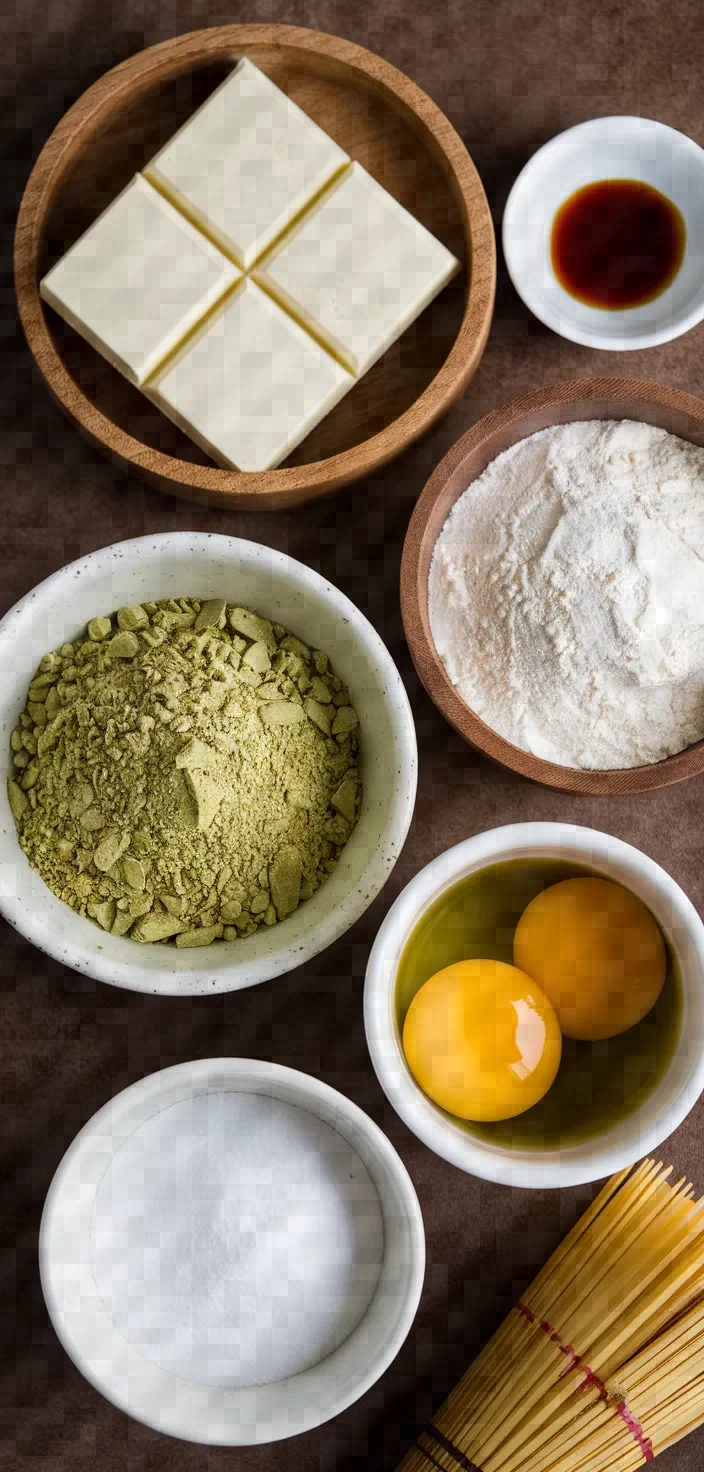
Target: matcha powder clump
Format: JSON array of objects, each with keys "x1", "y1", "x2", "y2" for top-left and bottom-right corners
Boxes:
[{"x1": 8, "y1": 597, "x2": 361, "y2": 946}]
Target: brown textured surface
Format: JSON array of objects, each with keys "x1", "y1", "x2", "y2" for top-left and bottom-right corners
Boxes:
[
  {"x1": 4, "y1": 2, "x2": 704, "y2": 1471},
  {"x1": 401, "y1": 377, "x2": 704, "y2": 794},
  {"x1": 15, "y1": 25, "x2": 495, "y2": 508}
]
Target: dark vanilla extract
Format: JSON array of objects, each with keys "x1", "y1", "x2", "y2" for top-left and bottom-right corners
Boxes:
[{"x1": 551, "y1": 178, "x2": 685, "y2": 309}]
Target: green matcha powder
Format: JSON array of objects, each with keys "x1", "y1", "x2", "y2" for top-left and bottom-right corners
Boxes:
[{"x1": 8, "y1": 597, "x2": 361, "y2": 946}]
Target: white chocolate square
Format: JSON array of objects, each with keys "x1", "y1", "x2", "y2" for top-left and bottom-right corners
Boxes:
[
  {"x1": 255, "y1": 162, "x2": 460, "y2": 375},
  {"x1": 40, "y1": 175, "x2": 240, "y2": 385},
  {"x1": 145, "y1": 279, "x2": 354, "y2": 472},
  {"x1": 145, "y1": 58, "x2": 349, "y2": 271}
]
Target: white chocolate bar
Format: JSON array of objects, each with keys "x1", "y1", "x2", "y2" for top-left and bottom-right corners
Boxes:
[
  {"x1": 145, "y1": 57, "x2": 349, "y2": 270},
  {"x1": 40, "y1": 63, "x2": 462, "y2": 474},
  {"x1": 39, "y1": 175, "x2": 240, "y2": 386},
  {"x1": 254, "y1": 162, "x2": 460, "y2": 375},
  {"x1": 145, "y1": 279, "x2": 354, "y2": 472}
]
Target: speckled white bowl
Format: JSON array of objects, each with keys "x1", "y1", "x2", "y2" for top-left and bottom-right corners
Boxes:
[
  {"x1": 0, "y1": 533, "x2": 417, "y2": 995},
  {"x1": 365, "y1": 823, "x2": 704, "y2": 1189}
]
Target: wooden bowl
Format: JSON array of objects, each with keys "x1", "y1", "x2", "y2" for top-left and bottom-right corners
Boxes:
[
  {"x1": 15, "y1": 24, "x2": 495, "y2": 511},
  {"x1": 401, "y1": 377, "x2": 704, "y2": 795}
]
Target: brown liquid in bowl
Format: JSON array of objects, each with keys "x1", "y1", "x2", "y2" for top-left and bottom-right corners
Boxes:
[{"x1": 551, "y1": 178, "x2": 685, "y2": 310}]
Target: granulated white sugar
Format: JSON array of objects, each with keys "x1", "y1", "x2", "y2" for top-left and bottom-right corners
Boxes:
[
  {"x1": 90, "y1": 1090, "x2": 384, "y2": 1389},
  {"x1": 428, "y1": 419, "x2": 704, "y2": 769}
]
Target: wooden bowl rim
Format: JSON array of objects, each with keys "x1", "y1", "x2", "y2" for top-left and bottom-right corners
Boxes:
[
  {"x1": 14, "y1": 22, "x2": 496, "y2": 507},
  {"x1": 401, "y1": 376, "x2": 704, "y2": 795}
]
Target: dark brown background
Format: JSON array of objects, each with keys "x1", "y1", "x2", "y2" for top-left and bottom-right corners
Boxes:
[{"x1": 4, "y1": 1, "x2": 704, "y2": 1469}]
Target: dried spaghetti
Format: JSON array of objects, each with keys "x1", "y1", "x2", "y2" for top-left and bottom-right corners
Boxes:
[{"x1": 397, "y1": 1161, "x2": 704, "y2": 1472}]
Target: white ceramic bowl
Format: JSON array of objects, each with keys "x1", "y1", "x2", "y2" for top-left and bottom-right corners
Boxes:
[
  {"x1": 0, "y1": 532, "x2": 417, "y2": 995},
  {"x1": 364, "y1": 822, "x2": 704, "y2": 1189},
  {"x1": 39, "y1": 1057, "x2": 425, "y2": 1445},
  {"x1": 503, "y1": 116, "x2": 704, "y2": 349}
]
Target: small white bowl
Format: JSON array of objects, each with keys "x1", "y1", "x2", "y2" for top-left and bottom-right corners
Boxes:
[
  {"x1": 0, "y1": 532, "x2": 417, "y2": 995},
  {"x1": 503, "y1": 116, "x2": 704, "y2": 349},
  {"x1": 39, "y1": 1057, "x2": 425, "y2": 1445},
  {"x1": 364, "y1": 822, "x2": 704, "y2": 1189}
]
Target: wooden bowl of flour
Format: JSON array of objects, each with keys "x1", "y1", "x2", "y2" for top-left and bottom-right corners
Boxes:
[
  {"x1": 401, "y1": 377, "x2": 704, "y2": 795},
  {"x1": 15, "y1": 24, "x2": 495, "y2": 511}
]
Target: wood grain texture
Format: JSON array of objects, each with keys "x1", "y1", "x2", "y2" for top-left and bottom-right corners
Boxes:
[
  {"x1": 401, "y1": 377, "x2": 704, "y2": 795},
  {"x1": 14, "y1": 24, "x2": 496, "y2": 510}
]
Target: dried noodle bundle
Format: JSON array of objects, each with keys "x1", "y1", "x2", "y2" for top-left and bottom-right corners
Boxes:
[{"x1": 397, "y1": 1160, "x2": 704, "y2": 1471}]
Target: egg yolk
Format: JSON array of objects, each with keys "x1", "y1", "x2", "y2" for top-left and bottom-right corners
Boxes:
[
  {"x1": 402, "y1": 959, "x2": 562, "y2": 1122},
  {"x1": 513, "y1": 878, "x2": 666, "y2": 1042}
]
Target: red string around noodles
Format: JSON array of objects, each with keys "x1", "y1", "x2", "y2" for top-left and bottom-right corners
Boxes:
[{"x1": 514, "y1": 1303, "x2": 653, "y2": 1460}]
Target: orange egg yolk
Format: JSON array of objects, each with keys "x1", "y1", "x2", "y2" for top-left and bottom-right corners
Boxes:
[
  {"x1": 402, "y1": 958, "x2": 562, "y2": 1122},
  {"x1": 513, "y1": 877, "x2": 667, "y2": 1042}
]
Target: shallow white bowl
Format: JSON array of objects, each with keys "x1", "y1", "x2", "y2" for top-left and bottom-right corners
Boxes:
[
  {"x1": 364, "y1": 822, "x2": 704, "y2": 1189},
  {"x1": 0, "y1": 532, "x2": 417, "y2": 995},
  {"x1": 503, "y1": 116, "x2": 704, "y2": 349},
  {"x1": 39, "y1": 1057, "x2": 425, "y2": 1445}
]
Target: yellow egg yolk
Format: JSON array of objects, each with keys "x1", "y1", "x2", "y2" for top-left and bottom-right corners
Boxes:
[
  {"x1": 401, "y1": 959, "x2": 562, "y2": 1122},
  {"x1": 513, "y1": 877, "x2": 667, "y2": 1042}
]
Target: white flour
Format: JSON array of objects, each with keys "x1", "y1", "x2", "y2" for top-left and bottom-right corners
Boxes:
[
  {"x1": 428, "y1": 420, "x2": 704, "y2": 769},
  {"x1": 91, "y1": 1090, "x2": 384, "y2": 1389}
]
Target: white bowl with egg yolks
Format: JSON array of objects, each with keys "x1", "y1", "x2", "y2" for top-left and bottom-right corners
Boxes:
[
  {"x1": 0, "y1": 532, "x2": 417, "y2": 995},
  {"x1": 364, "y1": 822, "x2": 704, "y2": 1189}
]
